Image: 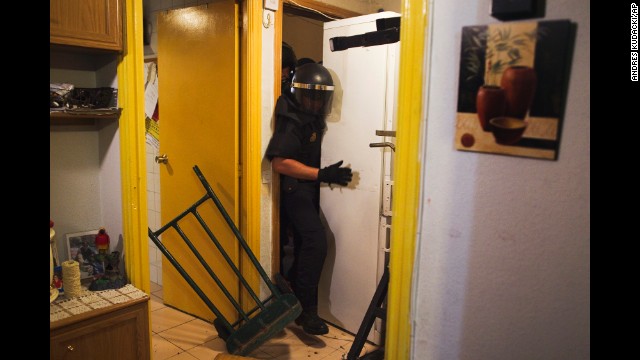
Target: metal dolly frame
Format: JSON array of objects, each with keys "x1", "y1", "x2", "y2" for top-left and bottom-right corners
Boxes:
[{"x1": 148, "y1": 165, "x2": 301, "y2": 356}]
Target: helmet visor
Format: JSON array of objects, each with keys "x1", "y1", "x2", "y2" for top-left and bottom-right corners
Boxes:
[{"x1": 292, "y1": 83, "x2": 334, "y2": 115}]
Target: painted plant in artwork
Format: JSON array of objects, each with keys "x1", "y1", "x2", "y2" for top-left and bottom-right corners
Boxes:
[{"x1": 455, "y1": 19, "x2": 574, "y2": 160}]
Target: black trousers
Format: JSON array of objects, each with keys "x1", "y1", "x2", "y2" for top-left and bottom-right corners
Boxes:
[{"x1": 281, "y1": 180, "x2": 326, "y2": 312}]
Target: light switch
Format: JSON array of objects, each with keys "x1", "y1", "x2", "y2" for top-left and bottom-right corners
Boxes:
[{"x1": 264, "y1": 0, "x2": 278, "y2": 11}]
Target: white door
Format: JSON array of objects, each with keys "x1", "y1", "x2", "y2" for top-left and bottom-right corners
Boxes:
[{"x1": 318, "y1": 12, "x2": 400, "y2": 344}]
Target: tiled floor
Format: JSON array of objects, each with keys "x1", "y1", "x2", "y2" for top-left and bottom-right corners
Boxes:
[{"x1": 149, "y1": 282, "x2": 380, "y2": 360}]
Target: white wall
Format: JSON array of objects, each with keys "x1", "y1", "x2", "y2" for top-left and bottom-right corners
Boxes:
[
  {"x1": 411, "y1": 0, "x2": 590, "y2": 359},
  {"x1": 50, "y1": 128, "x2": 102, "y2": 262},
  {"x1": 260, "y1": 6, "x2": 278, "y2": 299},
  {"x1": 283, "y1": 15, "x2": 324, "y2": 62},
  {"x1": 50, "y1": 52, "x2": 122, "y2": 263}
]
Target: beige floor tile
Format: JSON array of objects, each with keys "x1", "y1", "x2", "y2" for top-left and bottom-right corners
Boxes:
[
  {"x1": 150, "y1": 294, "x2": 167, "y2": 311},
  {"x1": 244, "y1": 349, "x2": 276, "y2": 359},
  {"x1": 185, "y1": 337, "x2": 227, "y2": 360},
  {"x1": 158, "y1": 318, "x2": 219, "y2": 351},
  {"x1": 152, "y1": 333, "x2": 182, "y2": 360},
  {"x1": 261, "y1": 327, "x2": 336, "y2": 358},
  {"x1": 319, "y1": 327, "x2": 357, "y2": 354},
  {"x1": 153, "y1": 288, "x2": 164, "y2": 299},
  {"x1": 323, "y1": 325, "x2": 382, "y2": 357},
  {"x1": 360, "y1": 343, "x2": 379, "y2": 356},
  {"x1": 339, "y1": 341, "x2": 382, "y2": 358},
  {"x1": 269, "y1": 340, "x2": 337, "y2": 360},
  {"x1": 257, "y1": 323, "x2": 356, "y2": 357},
  {"x1": 150, "y1": 281, "x2": 163, "y2": 294},
  {"x1": 320, "y1": 348, "x2": 350, "y2": 360},
  {"x1": 152, "y1": 306, "x2": 197, "y2": 333},
  {"x1": 257, "y1": 325, "x2": 296, "y2": 349},
  {"x1": 324, "y1": 325, "x2": 355, "y2": 341},
  {"x1": 166, "y1": 351, "x2": 199, "y2": 359},
  {"x1": 269, "y1": 324, "x2": 298, "y2": 341}
]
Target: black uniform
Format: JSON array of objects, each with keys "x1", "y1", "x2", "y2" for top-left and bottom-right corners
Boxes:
[{"x1": 265, "y1": 95, "x2": 327, "y2": 313}]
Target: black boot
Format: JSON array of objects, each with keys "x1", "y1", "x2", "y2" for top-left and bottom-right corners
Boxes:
[{"x1": 295, "y1": 310, "x2": 329, "y2": 335}]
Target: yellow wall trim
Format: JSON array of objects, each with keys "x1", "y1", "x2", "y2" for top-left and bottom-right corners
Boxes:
[
  {"x1": 385, "y1": 0, "x2": 429, "y2": 359},
  {"x1": 240, "y1": 0, "x2": 263, "y2": 307},
  {"x1": 119, "y1": 0, "x2": 150, "y2": 293}
]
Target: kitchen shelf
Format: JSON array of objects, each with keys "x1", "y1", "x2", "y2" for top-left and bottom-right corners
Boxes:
[
  {"x1": 50, "y1": 108, "x2": 122, "y2": 126},
  {"x1": 51, "y1": 108, "x2": 122, "y2": 119}
]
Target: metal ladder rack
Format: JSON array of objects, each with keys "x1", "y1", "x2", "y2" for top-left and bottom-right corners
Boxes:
[
  {"x1": 345, "y1": 262, "x2": 388, "y2": 360},
  {"x1": 148, "y1": 165, "x2": 301, "y2": 356}
]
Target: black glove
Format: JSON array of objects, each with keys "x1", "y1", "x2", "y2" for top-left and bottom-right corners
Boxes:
[{"x1": 318, "y1": 160, "x2": 353, "y2": 186}]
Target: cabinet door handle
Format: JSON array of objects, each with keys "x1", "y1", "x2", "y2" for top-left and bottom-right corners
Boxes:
[
  {"x1": 155, "y1": 154, "x2": 169, "y2": 164},
  {"x1": 67, "y1": 345, "x2": 75, "y2": 351}
]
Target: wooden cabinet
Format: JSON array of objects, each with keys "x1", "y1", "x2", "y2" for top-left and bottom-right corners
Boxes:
[
  {"x1": 50, "y1": 297, "x2": 150, "y2": 360},
  {"x1": 50, "y1": 0, "x2": 123, "y2": 52}
]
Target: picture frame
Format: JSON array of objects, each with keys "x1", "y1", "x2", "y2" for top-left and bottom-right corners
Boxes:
[
  {"x1": 53, "y1": 265, "x2": 64, "y2": 293},
  {"x1": 65, "y1": 230, "x2": 104, "y2": 279},
  {"x1": 455, "y1": 19, "x2": 575, "y2": 160}
]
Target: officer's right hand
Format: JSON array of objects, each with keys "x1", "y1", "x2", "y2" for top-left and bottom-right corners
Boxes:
[{"x1": 318, "y1": 160, "x2": 353, "y2": 186}]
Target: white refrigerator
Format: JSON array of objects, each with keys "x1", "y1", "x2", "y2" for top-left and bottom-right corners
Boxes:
[{"x1": 318, "y1": 11, "x2": 400, "y2": 344}]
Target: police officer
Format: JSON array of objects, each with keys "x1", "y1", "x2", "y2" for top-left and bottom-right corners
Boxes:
[
  {"x1": 266, "y1": 63, "x2": 353, "y2": 335},
  {"x1": 281, "y1": 42, "x2": 297, "y2": 96}
]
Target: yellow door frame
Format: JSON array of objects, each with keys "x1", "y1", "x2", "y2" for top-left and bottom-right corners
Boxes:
[
  {"x1": 239, "y1": 0, "x2": 264, "y2": 311},
  {"x1": 118, "y1": 0, "x2": 149, "y2": 293},
  {"x1": 385, "y1": 0, "x2": 429, "y2": 358}
]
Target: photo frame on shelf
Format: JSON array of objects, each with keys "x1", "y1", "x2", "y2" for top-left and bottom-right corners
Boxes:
[
  {"x1": 53, "y1": 265, "x2": 64, "y2": 293},
  {"x1": 65, "y1": 230, "x2": 103, "y2": 279}
]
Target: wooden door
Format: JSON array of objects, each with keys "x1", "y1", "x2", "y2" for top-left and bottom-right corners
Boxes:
[{"x1": 158, "y1": 2, "x2": 239, "y2": 322}]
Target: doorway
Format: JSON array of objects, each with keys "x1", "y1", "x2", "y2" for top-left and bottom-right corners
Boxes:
[{"x1": 279, "y1": 3, "x2": 399, "y2": 345}]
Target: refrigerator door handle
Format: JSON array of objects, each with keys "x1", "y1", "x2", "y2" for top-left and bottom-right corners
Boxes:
[{"x1": 369, "y1": 142, "x2": 395, "y2": 151}]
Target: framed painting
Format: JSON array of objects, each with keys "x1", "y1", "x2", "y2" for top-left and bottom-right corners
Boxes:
[
  {"x1": 455, "y1": 19, "x2": 575, "y2": 160},
  {"x1": 66, "y1": 230, "x2": 102, "y2": 279}
]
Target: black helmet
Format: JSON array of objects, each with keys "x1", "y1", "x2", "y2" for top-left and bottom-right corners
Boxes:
[
  {"x1": 296, "y1": 57, "x2": 316, "y2": 68},
  {"x1": 282, "y1": 42, "x2": 297, "y2": 77},
  {"x1": 291, "y1": 63, "x2": 335, "y2": 115}
]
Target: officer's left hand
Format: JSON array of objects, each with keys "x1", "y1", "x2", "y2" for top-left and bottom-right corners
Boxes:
[{"x1": 318, "y1": 160, "x2": 353, "y2": 186}]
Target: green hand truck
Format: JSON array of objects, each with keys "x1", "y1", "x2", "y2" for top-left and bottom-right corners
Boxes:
[{"x1": 148, "y1": 165, "x2": 301, "y2": 356}]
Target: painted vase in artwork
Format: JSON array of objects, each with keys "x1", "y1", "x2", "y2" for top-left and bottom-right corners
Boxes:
[
  {"x1": 500, "y1": 66, "x2": 537, "y2": 119},
  {"x1": 476, "y1": 85, "x2": 506, "y2": 132}
]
